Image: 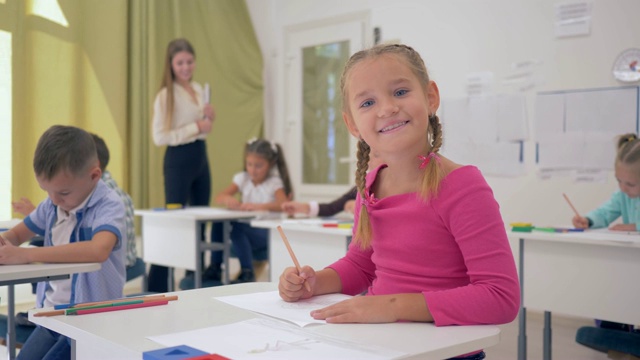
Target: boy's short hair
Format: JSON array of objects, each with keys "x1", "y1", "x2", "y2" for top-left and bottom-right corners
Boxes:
[
  {"x1": 91, "y1": 134, "x2": 110, "y2": 171},
  {"x1": 34, "y1": 125, "x2": 98, "y2": 180}
]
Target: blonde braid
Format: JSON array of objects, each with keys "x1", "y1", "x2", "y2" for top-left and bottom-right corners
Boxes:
[
  {"x1": 419, "y1": 115, "x2": 445, "y2": 200},
  {"x1": 354, "y1": 139, "x2": 373, "y2": 249}
]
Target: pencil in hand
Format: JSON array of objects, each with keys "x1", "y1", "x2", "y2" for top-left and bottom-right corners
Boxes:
[
  {"x1": 277, "y1": 226, "x2": 312, "y2": 292},
  {"x1": 562, "y1": 193, "x2": 581, "y2": 217}
]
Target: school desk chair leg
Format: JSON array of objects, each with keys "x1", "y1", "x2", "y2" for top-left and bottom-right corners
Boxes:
[
  {"x1": 543, "y1": 311, "x2": 552, "y2": 360},
  {"x1": 518, "y1": 237, "x2": 527, "y2": 360}
]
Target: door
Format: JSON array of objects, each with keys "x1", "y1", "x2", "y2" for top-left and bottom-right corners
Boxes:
[{"x1": 284, "y1": 13, "x2": 370, "y2": 201}]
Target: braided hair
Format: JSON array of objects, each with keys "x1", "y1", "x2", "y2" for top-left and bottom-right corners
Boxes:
[{"x1": 341, "y1": 44, "x2": 444, "y2": 249}]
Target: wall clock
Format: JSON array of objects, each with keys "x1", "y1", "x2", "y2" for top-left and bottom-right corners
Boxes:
[{"x1": 613, "y1": 48, "x2": 640, "y2": 83}]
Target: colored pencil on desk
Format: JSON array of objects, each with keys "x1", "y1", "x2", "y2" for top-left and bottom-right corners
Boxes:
[
  {"x1": 54, "y1": 294, "x2": 169, "y2": 310},
  {"x1": 72, "y1": 300, "x2": 169, "y2": 315},
  {"x1": 35, "y1": 295, "x2": 178, "y2": 317},
  {"x1": 562, "y1": 193, "x2": 581, "y2": 217},
  {"x1": 277, "y1": 225, "x2": 312, "y2": 292}
]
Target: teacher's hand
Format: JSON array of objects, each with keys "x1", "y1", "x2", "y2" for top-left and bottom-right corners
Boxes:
[
  {"x1": 203, "y1": 104, "x2": 215, "y2": 121},
  {"x1": 197, "y1": 118, "x2": 212, "y2": 134}
]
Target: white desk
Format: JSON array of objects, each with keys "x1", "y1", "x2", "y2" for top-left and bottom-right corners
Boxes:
[
  {"x1": 250, "y1": 219, "x2": 352, "y2": 281},
  {"x1": 511, "y1": 230, "x2": 640, "y2": 360},
  {"x1": 30, "y1": 282, "x2": 501, "y2": 360},
  {"x1": 0, "y1": 263, "x2": 101, "y2": 360},
  {"x1": 134, "y1": 207, "x2": 258, "y2": 288}
]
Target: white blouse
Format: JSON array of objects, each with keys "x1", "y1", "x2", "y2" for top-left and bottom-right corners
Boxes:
[{"x1": 152, "y1": 81, "x2": 207, "y2": 146}]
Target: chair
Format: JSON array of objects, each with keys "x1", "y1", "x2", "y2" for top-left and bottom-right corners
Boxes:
[
  {"x1": 0, "y1": 316, "x2": 34, "y2": 348},
  {"x1": 576, "y1": 326, "x2": 640, "y2": 358}
]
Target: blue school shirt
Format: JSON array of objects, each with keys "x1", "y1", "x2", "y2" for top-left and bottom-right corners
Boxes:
[
  {"x1": 587, "y1": 190, "x2": 640, "y2": 231},
  {"x1": 23, "y1": 180, "x2": 126, "y2": 308}
]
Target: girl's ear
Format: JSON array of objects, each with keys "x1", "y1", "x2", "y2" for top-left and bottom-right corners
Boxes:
[
  {"x1": 343, "y1": 112, "x2": 360, "y2": 138},
  {"x1": 426, "y1": 81, "x2": 440, "y2": 115}
]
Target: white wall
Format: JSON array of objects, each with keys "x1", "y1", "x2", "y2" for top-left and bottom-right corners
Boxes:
[{"x1": 246, "y1": 0, "x2": 640, "y2": 226}]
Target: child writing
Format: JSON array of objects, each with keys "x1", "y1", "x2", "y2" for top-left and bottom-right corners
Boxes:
[
  {"x1": 281, "y1": 186, "x2": 357, "y2": 217},
  {"x1": 572, "y1": 133, "x2": 640, "y2": 231},
  {"x1": 0, "y1": 125, "x2": 126, "y2": 360},
  {"x1": 214, "y1": 138, "x2": 292, "y2": 283},
  {"x1": 278, "y1": 44, "x2": 519, "y2": 358}
]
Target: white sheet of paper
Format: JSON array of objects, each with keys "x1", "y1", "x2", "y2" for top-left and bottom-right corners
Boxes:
[
  {"x1": 147, "y1": 318, "x2": 406, "y2": 360},
  {"x1": 215, "y1": 291, "x2": 353, "y2": 327}
]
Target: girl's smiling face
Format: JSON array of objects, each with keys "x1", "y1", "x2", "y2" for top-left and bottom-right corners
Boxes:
[
  {"x1": 342, "y1": 54, "x2": 439, "y2": 158},
  {"x1": 171, "y1": 51, "x2": 195, "y2": 84},
  {"x1": 615, "y1": 162, "x2": 640, "y2": 198}
]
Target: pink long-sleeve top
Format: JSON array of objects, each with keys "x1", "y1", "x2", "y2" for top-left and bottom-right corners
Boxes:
[{"x1": 328, "y1": 165, "x2": 520, "y2": 326}]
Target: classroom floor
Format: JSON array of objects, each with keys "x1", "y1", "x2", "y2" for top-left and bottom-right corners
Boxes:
[{"x1": 0, "y1": 260, "x2": 610, "y2": 360}]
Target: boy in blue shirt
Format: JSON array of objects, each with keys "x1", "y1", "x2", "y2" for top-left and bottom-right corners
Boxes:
[{"x1": 0, "y1": 125, "x2": 126, "y2": 360}]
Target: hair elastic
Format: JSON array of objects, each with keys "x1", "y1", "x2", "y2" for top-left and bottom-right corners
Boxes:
[{"x1": 418, "y1": 152, "x2": 440, "y2": 169}]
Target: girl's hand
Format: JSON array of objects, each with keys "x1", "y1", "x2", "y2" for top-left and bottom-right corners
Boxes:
[
  {"x1": 572, "y1": 215, "x2": 589, "y2": 228},
  {"x1": 279, "y1": 265, "x2": 315, "y2": 302},
  {"x1": 0, "y1": 242, "x2": 28, "y2": 264},
  {"x1": 609, "y1": 223, "x2": 637, "y2": 231},
  {"x1": 223, "y1": 197, "x2": 241, "y2": 210},
  {"x1": 203, "y1": 104, "x2": 215, "y2": 121},
  {"x1": 239, "y1": 203, "x2": 262, "y2": 211},
  {"x1": 310, "y1": 295, "x2": 399, "y2": 323},
  {"x1": 197, "y1": 118, "x2": 212, "y2": 134}
]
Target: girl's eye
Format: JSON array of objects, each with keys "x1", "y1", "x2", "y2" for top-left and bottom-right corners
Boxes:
[
  {"x1": 360, "y1": 100, "x2": 374, "y2": 108},
  {"x1": 395, "y1": 89, "x2": 408, "y2": 96}
]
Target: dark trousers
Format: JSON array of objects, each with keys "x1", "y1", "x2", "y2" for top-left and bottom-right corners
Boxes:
[{"x1": 148, "y1": 140, "x2": 212, "y2": 292}]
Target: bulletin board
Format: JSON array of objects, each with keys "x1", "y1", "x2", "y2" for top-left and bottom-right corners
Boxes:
[{"x1": 535, "y1": 86, "x2": 639, "y2": 171}]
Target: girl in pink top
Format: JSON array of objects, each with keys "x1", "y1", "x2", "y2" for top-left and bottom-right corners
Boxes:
[{"x1": 278, "y1": 43, "x2": 519, "y2": 347}]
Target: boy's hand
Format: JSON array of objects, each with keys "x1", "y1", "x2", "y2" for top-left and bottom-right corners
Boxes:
[
  {"x1": 0, "y1": 242, "x2": 29, "y2": 264},
  {"x1": 12, "y1": 197, "x2": 35, "y2": 217},
  {"x1": 279, "y1": 265, "x2": 315, "y2": 302}
]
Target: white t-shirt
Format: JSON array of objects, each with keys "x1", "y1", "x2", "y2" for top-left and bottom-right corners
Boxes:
[
  {"x1": 232, "y1": 172, "x2": 284, "y2": 204},
  {"x1": 151, "y1": 81, "x2": 207, "y2": 146},
  {"x1": 44, "y1": 188, "x2": 94, "y2": 307}
]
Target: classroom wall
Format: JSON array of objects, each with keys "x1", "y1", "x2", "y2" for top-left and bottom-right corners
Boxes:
[{"x1": 246, "y1": 0, "x2": 640, "y2": 226}]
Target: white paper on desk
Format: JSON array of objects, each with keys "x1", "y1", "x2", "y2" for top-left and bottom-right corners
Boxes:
[
  {"x1": 215, "y1": 291, "x2": 352, "y2": 327},
  {"x1": 148, "y1": 318, "x2": 406, "y2": 360}
]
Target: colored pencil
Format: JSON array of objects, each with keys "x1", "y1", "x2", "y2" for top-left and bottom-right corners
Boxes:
[
  {"x1": 72, "y1": 300, "x2": 169, "y2": 315},
  {"x1": 277, "y1": 226, "x2": 312, "y2": 292},
  {"x1": 54, "y1": 294, "x2": 169, "y2": 310},
  {"x1": 562, "y1": 193, "x2": 581, "y2": 217},
  {"x1": 35, "y1": 295, "x2": 178, "y2": 317}
]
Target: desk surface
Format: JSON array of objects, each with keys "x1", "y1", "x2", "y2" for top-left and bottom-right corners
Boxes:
[
  {"x1": 0, "y1": 263, "x2": 101, "y2": 284},
  {"x1": 251, "y1": 219, "x2": 352, "y2": 236},
  {"x1": 30, "y1": 282, "x2": 501, "y2": 360},
  {"x1": 134, "y1": 207, "x2": 260, "y2": 221},
  {"x1": 510, "y1": 229, "x2": 640, "y2": 248}
]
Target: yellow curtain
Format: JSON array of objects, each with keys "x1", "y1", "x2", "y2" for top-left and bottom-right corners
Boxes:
[
  {"x1": 10, "y1": 0, "x2": 128, "y2": 210},
  {"x1": 129, "y1": 0, "x2": 264, "y2": 209},
  {"x1": 5, "y1": 0, "x2": 263, "y2": 214}
]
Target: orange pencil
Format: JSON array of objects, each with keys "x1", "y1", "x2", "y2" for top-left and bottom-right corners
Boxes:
[
  {"x1": 562, "y1": 193, "x2": 581, "y2": 217},
  {"x1": 277, "y1": 226, "x2": 312, "y2": 292}
]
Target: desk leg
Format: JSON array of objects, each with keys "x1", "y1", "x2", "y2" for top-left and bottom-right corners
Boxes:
[
  {"x1": 518, "y1": 238, "x2": 527, "y2": 360},
  {"x1": 195, "y1": 221, "x2": 203, "y2": 289},
  {"x1": 7, "y1": 284, "x2": 16, "y2": 360},
  {"x1": 543, "y1": 311, "x2": 552, "y2": 360},
  {"x1": 167, "y1": 267, "x2": 174, "y2": 292},
  {"x1": 223, "y1": 221, "x2": 231, "y2": 285}
]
